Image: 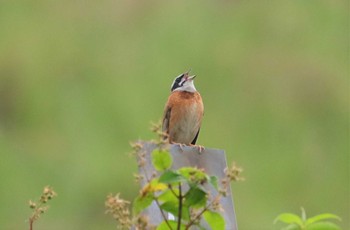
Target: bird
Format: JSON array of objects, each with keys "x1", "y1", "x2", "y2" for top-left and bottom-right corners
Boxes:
[{"x1": 162, "y1": 71, "x2": 204, "y2": 150}]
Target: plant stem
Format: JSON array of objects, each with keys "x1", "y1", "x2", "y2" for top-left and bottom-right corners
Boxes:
[
  {"x1": 185, "y1": 196, "x2": 220, "y2": 230},
  {"x1": 29, "y1": 218, "x2": 33, "y2": 230},
  {"x1": 185, "y1": 206, "x2": 208, "y2": 230},
  {"x1": 169, "y1": 185, "x2": 179, "y2": 198},
  {"x1": 154, "y1": 196, "x2": 174, "y2": 230},
  {"x1": 177, "y1": 184, "x2": 183, "y2": 230},
  {"x1": 141, "y1": 165, "x2": 173, "y2": 230}
]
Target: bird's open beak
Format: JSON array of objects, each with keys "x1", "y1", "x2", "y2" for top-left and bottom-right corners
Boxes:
[{"x1": 188, "y1": 75, "x2": 196, "y2": 81}]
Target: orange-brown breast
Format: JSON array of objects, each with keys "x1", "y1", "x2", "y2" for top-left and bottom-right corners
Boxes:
[{"x1": 163, "y1": 91, "x2": 204, "y2": 145}]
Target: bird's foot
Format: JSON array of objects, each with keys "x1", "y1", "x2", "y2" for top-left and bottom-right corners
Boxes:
[
  {"x1": 172, "y1": 142, "x2": 186, "y2": 152},
  {"x1": 191, "y1": 144, "x2": 205, "y2": 153}
]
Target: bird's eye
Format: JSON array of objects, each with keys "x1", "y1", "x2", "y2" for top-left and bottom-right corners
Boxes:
[{"x1": 171, "y1": 74, "x2": 185, "y2": 91}]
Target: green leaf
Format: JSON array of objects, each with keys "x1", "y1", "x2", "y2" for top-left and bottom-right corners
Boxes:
[
  {"x1": 178, "y1": 167, "x2": 208, "y2": 184},
  {"x1": 140, "y1": 179, "x2": 167, "y2": 197},
  {"x1": 159, "y1": 171, "x2": 184, "y2": 184},
  {"x1": 157, "y1": 220, "x2": 186, "y2": 230},
  {"x1": 181, "y1": 206, "x2": 191, "y2": 220},
  {"x1": 306, "y1": 221, "x2": 341, "y2": 230},
  {"x1": 158, "y1": 188, "x2": 179, "y2": 203},
  {"x1": 209, "y1": 176, "x2": 219, "y2": 190},
  {"x1": 150, "y1": 178, "x2": 168, "y2": 191},
  {"x1": 274, "y1": 213, "x2": 303, "y2": 227},
  {"x1": 306, "y1": 214, "x2": 341, "y2": 226},
  {"x1": 160, "y1": 201, "x2": 190, "y2": 221},
  {"x1": 184, "y1": 186, "x2": 207, "y2": 208},
  {"x1": 151, "y1": 149, "x2": 172, "y2": 171},
  {"x1": 132, "y1": 193, "x2": 153, "y2": 215},
  {"x1": 160, "y1": 201, "x2": 178, "y2": 216},
  {"x1": 203, "y1": 210, "x2": 225, "y2": 230},
  {"x1": 158, "y1": 188, "x2": 190, "y2": 221}
]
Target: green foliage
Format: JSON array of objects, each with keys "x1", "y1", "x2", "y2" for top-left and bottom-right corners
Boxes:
[
  {"x1": 184, "y1": 187, "x2": 207, "y2": 208},
  {"x1": 157, "y1": 220, "x2": 186, "y2": 230},
  {"x1": 159, "y1": 171, "x2": 184, "y2": 184},
  {"x1": 132, "y1": 193, "x2": 153, "y2": 216},
  {"x1": 152, "y1": 149, "x2": 173, "y2": 171},
  {"x1": 158, "y1": 189, "x2": 179, "y2": 203},
  {"x1": 203, "y1": 210, "x2": 225, "y2": 230},
  {"x1": 274, "y1": 208, "x2": 342, "y2": 230},
  {"x1": 177, "y1": 167, "x2": 208, "y2": 185},
  {"x1": 208, "y1": 176, "x2": 219, "y2": 190}
]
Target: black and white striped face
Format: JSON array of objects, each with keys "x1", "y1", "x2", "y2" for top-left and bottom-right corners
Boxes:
[{"x1": 170, "y1": 73, "x2": 197, "y2": 92}]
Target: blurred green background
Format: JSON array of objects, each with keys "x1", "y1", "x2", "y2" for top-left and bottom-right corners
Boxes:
[{"x1": 0, "y1": 0, "x2": 348, "y2": 229}]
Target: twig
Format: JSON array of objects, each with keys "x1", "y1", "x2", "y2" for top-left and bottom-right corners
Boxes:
[
  {"x1": 168, "y1": 185, "x2": 179, "y2": 198},
  {"x1": 29, "y1": 219, "x2": 33, "y2": 230},
  {"x1": 154, "y1": 197, "x2": 174, "y2": 230},
  {"x1": 177, "y1": 184, "x2": 183, "y2": 230},
  {"x1": 185, "y1": 198, "x2": 217, "y2": 230},
  {"x1": 139, "y1": 154, "x2": 173, "y2": 230}
]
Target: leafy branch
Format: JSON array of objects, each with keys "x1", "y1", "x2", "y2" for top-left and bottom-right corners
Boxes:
[{"x1": 130, "y1": 143, "x2": 242, "y2": 230}]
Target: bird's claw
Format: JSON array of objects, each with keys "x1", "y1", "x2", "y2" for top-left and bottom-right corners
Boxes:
[
  {"x1": 191, "y1": 144, "x2": 205, "y2": 153},
  {"x1": 172, "y1": 142, "x2": 186, "y2": 152},
  {"x1": 172, "y1": 142, "x2": 204, "y2": 153}
]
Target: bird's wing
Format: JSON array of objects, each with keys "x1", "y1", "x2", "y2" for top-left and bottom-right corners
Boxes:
[
  {"x1": 191, "y1": 128, "x2": 200, "y2": 145},
  {"x1": 162, "y1": 106, "x2": 171, "y2": 139}
]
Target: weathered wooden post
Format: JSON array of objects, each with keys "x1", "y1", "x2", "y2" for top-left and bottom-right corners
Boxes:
[{"x1": 137, "y1": 142, "x2": 238, "y2": 230}]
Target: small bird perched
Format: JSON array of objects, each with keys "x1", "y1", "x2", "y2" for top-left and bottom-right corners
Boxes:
[{"x1": 162, "y1": 71, "x2": 204, "y2": 149}]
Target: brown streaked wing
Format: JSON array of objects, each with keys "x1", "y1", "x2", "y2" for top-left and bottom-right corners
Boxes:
[{"x1": 162, "y1": 106, "x2": 171, "y2": 138}]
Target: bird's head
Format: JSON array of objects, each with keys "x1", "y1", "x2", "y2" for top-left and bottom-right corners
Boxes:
[{"x1": 170, "y1": 71, "x2": 197, "y2": 92}]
